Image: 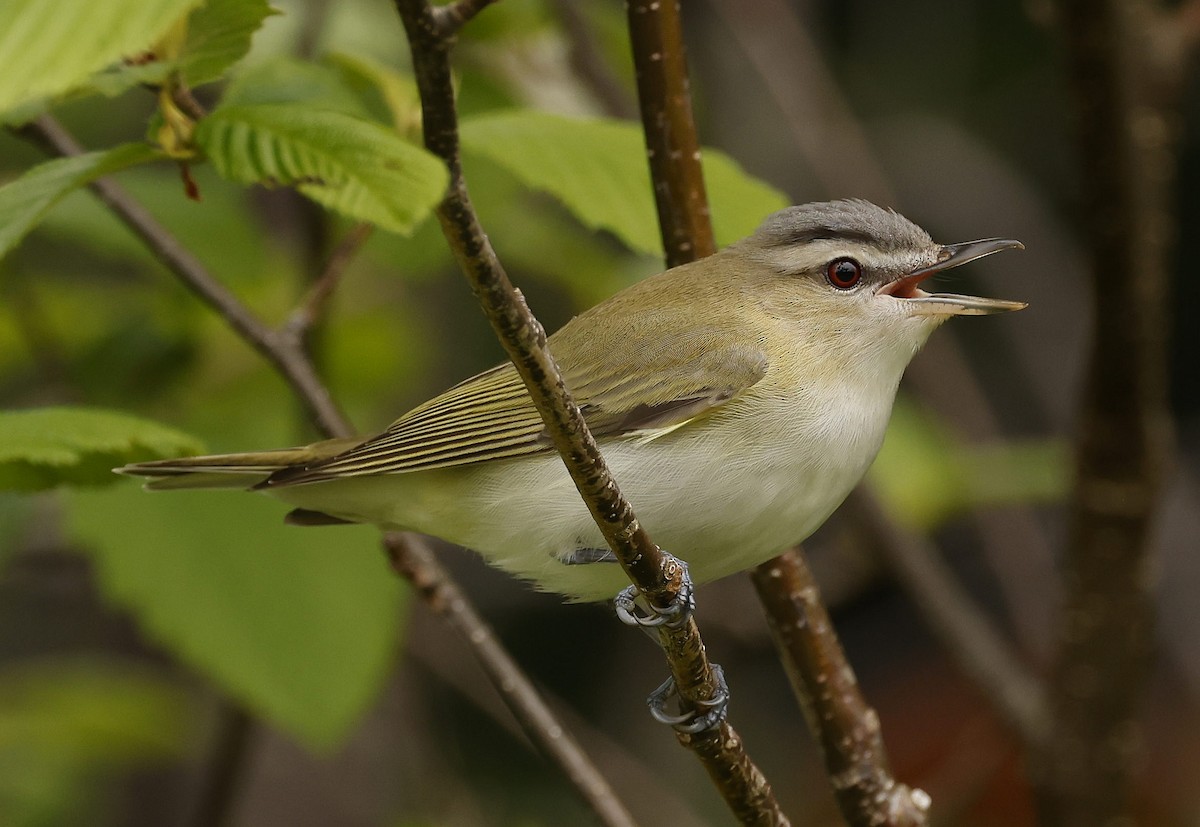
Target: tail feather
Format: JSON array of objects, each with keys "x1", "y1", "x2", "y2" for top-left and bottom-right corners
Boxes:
[{"x1": 117, "y1": 438, "x2": 363, "y2": 491}]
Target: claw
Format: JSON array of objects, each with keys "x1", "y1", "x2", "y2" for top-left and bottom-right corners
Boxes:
[
  {"x1": 646, "y1": 664, "x2": 729, "y2": 734},
  {"x1": 613, "y1": 557, "x2": 695, "y2": 629}
]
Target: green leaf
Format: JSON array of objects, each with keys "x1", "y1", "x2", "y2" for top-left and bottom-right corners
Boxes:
[
  {"x1": 219, "y1": 56, "x2": 375, "y2": 117},
  {"x1": 0, "y1": 142, "x2": 162, "y2": 261},
  {"x1": 177, "y1": 0, "x2": 279, "y2": 87},
  {"x1": 459, "y1": 111, "x2": 788, "y2": 256},
  {"x1": 0, "y1": 407, "x2": 203, "y2": 492},
  {"x1": 195, "y1": 103, "x2": 447, "y2": 234},
  {"x1": 0, "y1": 0, "x2": 203, "y2": 116},
  {"x1": 325, "y1": 52, "x2": 421, "y2": 133},
  {"x1": 869, "y1": 397, "x2": 1068, "y2": 529},
  {"x1": 69, "y1": 485, "x2": 406, "y2": 748},
  {"x1": 0, "y1": 660, "x2": 192, "y2": 827}
]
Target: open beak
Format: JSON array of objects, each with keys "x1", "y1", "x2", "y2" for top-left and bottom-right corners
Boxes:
[{"x1": 878, "y1": 238, "x2": 1027, "y2": 316}]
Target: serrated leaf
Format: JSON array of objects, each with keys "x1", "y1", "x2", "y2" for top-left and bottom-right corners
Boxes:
[
  {"x1": 0, "y1": 0, "x2": 203, "y2": 116},
  {"x1": 0, "y1": 407, "x2": 203, "y2": 492},
  {"x1": 69, "y1": 485, "x2": 406, "y2": 748},
  {"x1": 178, "y1": 0, "x2": 278, "y2": 86},
  {"x1": 196, "y1": 103, "x2": 447, "y2": 234},
  {"x1": 459, "y1": 111, "x2": 789, "y2": 256},
  {"x1": 0, "y1": 143, "x2": 162, "y2": 261}
]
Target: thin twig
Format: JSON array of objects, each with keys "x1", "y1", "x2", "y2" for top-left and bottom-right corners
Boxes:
[
  {"x1": 1037, "y1": 1, "x2": 1175, "y2": 822},
  {"x1": 625, "y1": 0, "x2": 715, "y2": 265},
  {"x1": 19, "y1": 115, "x2": 352, "y2": 439},
  {"x1": 752, "y1": 553, "x2": 931, "y2": 825},
  {"x1": 547, "y1": 0, "x2": 637, "y2": 120},
  {"x1": 393, "y1": 1, "x2": 786, "y2": 822},
  {"x1": 284, "y1": 222, "x2": 375, "y2": 344},
  {"x1": 18, "y1": 115, "x2": 633, "y2": 827},
  {"x1": 383, "y1": 535, "x2": 636, "y2": 827}
]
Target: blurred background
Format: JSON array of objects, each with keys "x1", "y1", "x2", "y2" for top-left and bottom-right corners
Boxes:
[{"x1": 1, "y1": 0, "x2": 1197, "y2": 824}]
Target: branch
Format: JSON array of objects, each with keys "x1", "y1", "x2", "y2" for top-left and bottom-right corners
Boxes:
[
  {"x1": 393, "y1": 1, "x2": 786, "y2": 822},
  {"x1": 620, "y1": 3, "x2": 930, "y2": 822},
  {"x1": 1038, "y1": 1, "x2": 1175, "y2": 822},
  {"x1": 284, "y1": 222, "x2": 374, "y2": 345},
  {"x1": 383, "y1": 535, "x2": 636, "y2": 826},
  {"x1": 752, "y1": 553, "x2": 931, "y2": 825},
  {"x1": 707, "y1": 0, "x2": 1059, "y2": 740},
  {"x1": 18, "y1": 115, "x2": 632, "y2": 827},
  {"x1": 626, "y1": 0, "x2": 715, "y2": 265},
  {"x1": 20, "y1": 115, "x2": 353, "y2": 440}
]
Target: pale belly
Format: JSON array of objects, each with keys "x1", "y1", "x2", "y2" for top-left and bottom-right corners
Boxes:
[{"x1": 272, "y1": 379, "x2": 897, "y2": 601}]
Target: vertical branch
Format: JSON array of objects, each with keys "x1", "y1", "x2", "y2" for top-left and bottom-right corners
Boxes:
[
  {"x1": 619, "y1": 3, "x2": 924, "y2": 823},
  {"x1": 1038, "y1": 0, "x2": 1176, "y2": 822},
  {"x1": 752, "y1": 555, "x2": 930, "y2": 825},
  {"x1": 626, "y1": 0, "x2": 716, "y2": 265},
  {"x1": 393, "y1": 1, "x2": 786, "y2": 822}
]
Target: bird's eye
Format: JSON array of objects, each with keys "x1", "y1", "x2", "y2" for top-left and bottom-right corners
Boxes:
[{"x1": 826, "y1": 257, "x2": 863, "y2": 290}]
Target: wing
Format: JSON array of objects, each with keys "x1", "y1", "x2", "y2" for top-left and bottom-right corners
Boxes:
[{"x1": 263, "y1": 324, "x2": 768, "y2": 487}]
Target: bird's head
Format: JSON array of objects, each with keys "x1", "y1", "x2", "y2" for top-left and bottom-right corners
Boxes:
[{"x1": 734, "y1": 199, "x2": 1025, "y2": 360}]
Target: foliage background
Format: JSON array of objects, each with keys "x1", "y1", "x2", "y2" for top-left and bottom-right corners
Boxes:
[{"x1": 1, "y1": 0, "x2": 1197, "y2": 824}]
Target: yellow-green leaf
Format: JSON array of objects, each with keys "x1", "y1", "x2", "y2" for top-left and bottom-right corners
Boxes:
[
  {"x1": 0, "y1": 407, "x2": 203, "y2": 492},
  {"x1": 196, "y1": 103, "x2": 447, "y2": 235},
  {"x1": 459, "y1": 111, "x2": 788, "y2": 255}
]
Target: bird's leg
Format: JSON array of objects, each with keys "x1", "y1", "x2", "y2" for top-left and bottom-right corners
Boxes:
[
  {"x1": 646, "y1": 664, "x2": 729, "y2": 733},
  {"x1": 561, "y1": 547, "x2": 619, "y2": 565},
  {"x1": 612, "y1": 559, "x2": 728, "y2": 732},
  {"x1": 613, "y1": 556, "x2": 696, "y2": 629}
]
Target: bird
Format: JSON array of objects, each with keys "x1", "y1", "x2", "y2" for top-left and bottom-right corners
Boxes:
[{"x1": 119, "y1": 199, "x2": 1024, "y2": 603}]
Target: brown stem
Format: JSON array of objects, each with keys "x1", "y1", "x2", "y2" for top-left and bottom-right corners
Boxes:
[
  {"x1": 19, "y1": 115, "x2": 631, "y2": 827},
  {"x1": 393, "y1": 0, "x2": 785, "y2": 821},
  {"x1": 752, "y1": 552, "x2": 931, "y2": 826},
  {"x1": 383, "y1": 535, "x2": 635, "y2": 827},
  {"x1": 625, "y1": 0, "x2": 715, "y2": 266},
  {"x1": 1037, "y1": 0, "x2": 1174, "y2": 822},
  {"x1": 284, "y1": 222, "x2": 375, "y2": 346},
  {"x1": 20, "y1": 115, "x2": 353, "y2": 440}
]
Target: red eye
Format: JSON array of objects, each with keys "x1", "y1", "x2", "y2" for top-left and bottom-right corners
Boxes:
[{"x1": 826, "y1": 257, "x2": 862, "y2": 289}]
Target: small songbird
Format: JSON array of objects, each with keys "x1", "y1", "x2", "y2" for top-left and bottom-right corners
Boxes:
[{"x1": 120, "y1": 200, "x2": 1024, "y2": 602}]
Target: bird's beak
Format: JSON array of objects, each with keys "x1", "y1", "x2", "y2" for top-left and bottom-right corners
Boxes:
[{"x1": 878, "y1": 238, "x2": 1027, "y2": 316}]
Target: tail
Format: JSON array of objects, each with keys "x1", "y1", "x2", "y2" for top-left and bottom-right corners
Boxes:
[{"x1": 116, "y1": 438, "x2": 363, "y2": 491}]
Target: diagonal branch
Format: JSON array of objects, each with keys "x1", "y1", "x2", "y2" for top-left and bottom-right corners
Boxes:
[
  {"x1": 393, "y1": 0, "x2": 786, "y2": 822},
  {"x1": 17, "y1": 115, "x2": 634, "y2": 827}
]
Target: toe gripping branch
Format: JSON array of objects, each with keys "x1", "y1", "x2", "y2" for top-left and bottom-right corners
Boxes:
[
  {"x1": 614, "y1": 558, "x2": 730, "y2": 733},
  {"x1": 648, "y1": 664, "x2": 729, "y2": 734},
  {"x1": 614, "y1": 557, "x2": 696, "y2": 629}
]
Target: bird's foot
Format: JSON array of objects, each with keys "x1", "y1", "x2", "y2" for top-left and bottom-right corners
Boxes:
[
  {"x1": 647, "y1": 664, "x2": 729, "y2": 734},
  {"x1": 613, "y1": 556, "x2": 695, "y2": 630}
]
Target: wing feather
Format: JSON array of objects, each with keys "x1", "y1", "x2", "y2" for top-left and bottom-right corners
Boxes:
[{"x1": 262, "y1": 321, "x2": 768, "y2": 487}]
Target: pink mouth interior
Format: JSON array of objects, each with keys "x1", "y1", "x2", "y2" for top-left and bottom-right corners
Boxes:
[{"x1": 878, "y1": 269, "x2": 933, "y2": 299}]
